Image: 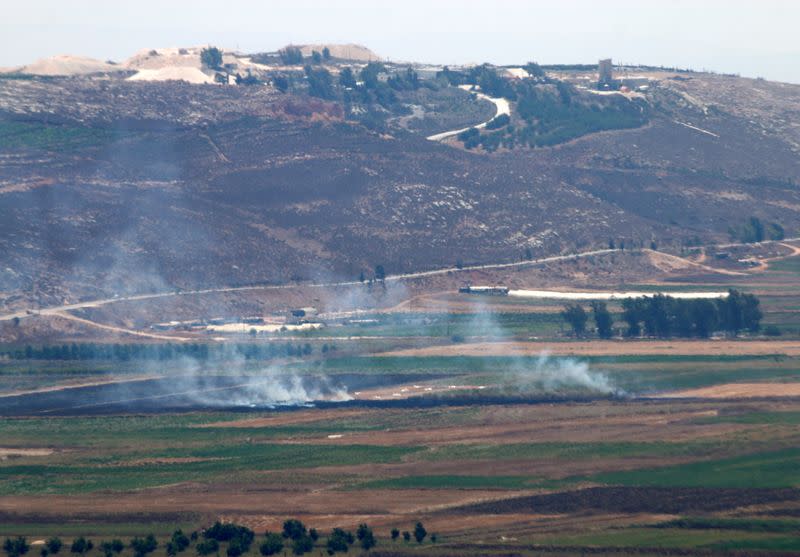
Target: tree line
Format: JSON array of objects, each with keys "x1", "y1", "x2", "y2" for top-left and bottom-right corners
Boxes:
[
  {"x1": 561, "y1": 290, "x2": 763, "y2": 339},
  {"x1": 4, "y1": 520, "x2": 434, "y2": 557},
  {"x1": 0, "y1": 342, "x2": 338, "y2": 362}
]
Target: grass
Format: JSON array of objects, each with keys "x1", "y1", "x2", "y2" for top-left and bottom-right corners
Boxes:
[
  {"x1": 653, "y1": 517, "x2": 800, "y2": 533},
  {"x1": 592, "y1": 447, "x2": 800, "y2": 489},
  {"x1": 767, "y1": 257, "x2": 800, "y2": 273},
  {"x1": 0, "y1": 121, "x2": 126, "y2": 152},
  {"x1": 0, "y1": 444, "x2": 420, "y2": 495},
  {"x1": 421, "y1": 441, "x2": 731, "y2": 463},
  {"x1": 298, "y1": 311, "x2": 563, "y2": 339},
  {"x1": 354, "y1": 475, "x2": 540, "y2": 490},
  {"x1": 536, "y1": 527, "x2": 795, "y2": 550},
  {"x1": 696, "y1": 411, "x2": 800, "y2": 425}
]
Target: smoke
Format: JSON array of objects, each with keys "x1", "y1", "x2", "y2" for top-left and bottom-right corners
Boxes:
[
  {"x1": 460, "y1": 299, "x2": 621, "y2": 396},
  {"x1": 225, "y1": 374, "x2": 352, "y2": 407},
  {"x1": 128, "y1": 346, "x2": 354, "y2": 410},
  {"x1": 514, "y1": 351, "x2": 619, "y2": 395}
]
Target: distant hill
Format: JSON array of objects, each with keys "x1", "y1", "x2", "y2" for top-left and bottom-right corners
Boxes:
[
  {"x1": 10, "y1": 54, "x2": 121, "y2": 76},
  {"x1": 0, "y1": 49, "x2": 798, "y2": 310}
]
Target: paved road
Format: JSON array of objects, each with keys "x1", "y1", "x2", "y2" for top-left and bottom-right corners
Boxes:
[
  {"x1": 427, "y1": 85, "x2": 511, "y2": 141},
  {"x1": 0, "y1": 248, "x2": 617, "y2": 323},
  {"x1": 2, "y1": 237, "x2": 798, "y2": 325}
]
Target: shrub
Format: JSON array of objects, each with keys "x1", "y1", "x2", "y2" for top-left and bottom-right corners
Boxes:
[{"x1": 200, "y1": 47, "x2": 223, "y2": 70}]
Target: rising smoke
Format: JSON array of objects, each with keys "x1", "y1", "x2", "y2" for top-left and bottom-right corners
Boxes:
[{"x1": 462, "y1": 300, "x2": 621, "y2": 396}]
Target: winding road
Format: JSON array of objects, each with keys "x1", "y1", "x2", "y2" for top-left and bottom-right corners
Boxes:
[{"x1": 426, "y1": 85, "x2": 511, "y2": 141}]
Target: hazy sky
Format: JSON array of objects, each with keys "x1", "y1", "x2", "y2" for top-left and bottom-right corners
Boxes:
[{"x1": 3, "y1": 0, "x2": 799, "y2": 83}]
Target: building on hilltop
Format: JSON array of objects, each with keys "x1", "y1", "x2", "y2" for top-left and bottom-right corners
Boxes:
[{"x1": 598, "y1": 58, "x2": 613, "y2": 86}]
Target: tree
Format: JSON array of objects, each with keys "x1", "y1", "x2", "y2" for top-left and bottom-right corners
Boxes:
[
  {"x1": 291, "y1": 536, "x2": 313, "y2": 556},
  {"x1": 413, "y1": 523, "x2": 427, "y2": 544},
  {"x1": 304, "y1": 66, "x2": 336, "y2": 99},
  {"x1": 621, "y1": 298, "x2": 643, "y2": 337},
  {"x1": 311, "y1": 50, "x2": 322, "y2": 64},
  {"x1": 591, "y1": 301, "x2": 613, "y2": 339},
  {"x1": 358, "y1": 270, "x2": 365, "y2": 283},
  {"x1": 523, "y1": 61, "x2": 545, "y2": 78},
  {"x1": 259, "y1": 534, "x2": 283, "y2": 556},
  {"x1": 282, "y1": 519, "x2": 307, "y2": 541},
  {"x1": 322, "y1": 47, "x2": 331, "y2": 60},
  {"x1": 339, "y1": 67, "x2": 357, "y2": 89},
  {"x1": 273, "y1": 75, "x2": 290, "y2": 92},
  {"x1": 200, "y1": 47, "x2": 223, "y2": 70},
  {"x1": 325, "y1": 529, "x2": 353, "y2": 555},
  {"x1": 741, "y1": 293, "x2": 763, "y2": 332},
  {"x1": 690, "y1": 298, "x2": 718, "y2": 338},
  {"x1": 129, "y1": 535, "x2": 156, "y2": 557},
  {"x1": 44, "y1": 540, "x2": 62, "y2": 556},
  {"x1": 235, "y1": 71, "x2": 260, "y2": 86},
  {"x1": 279, "y1": 46, "x2": 303, "y2": 65},
  {"x1": 356, "y1": 525, "x2": 375, "y2": 551},
  {"x1": 390, "y1": 529, "x2": 399, "y2": 542},
  {"x1": 359, "y1": 62, "x2": 386, "y2": 89},
  {"x1": 70, "y1": 539, "x2": 92, "y2": 557},
  {"x1": 225, "y1": 540, "x2": 246, "y2": 557},
  {"x1": 561, "y1": 304, "x2": 588, "y2": 337},
  {"x1": 374, "y1": 264, "x2": 386, "y2": 281},
  {"x1": 99, "y1": 543, "x2": 117, "y2": 557},
  {"x1": 767, "y1": 222, "x2": 785, "y2": 241},
  {"x1": 3, "y1": 538, "x2": 29, "y2": 557},
  {"x1": 195, "y1": 541, "x2": 218, "y2": 557},
  {"x1": 402, "y1": 532, "x2": 410, "y2": 543}
]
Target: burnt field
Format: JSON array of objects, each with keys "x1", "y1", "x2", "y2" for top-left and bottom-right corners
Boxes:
[
  {"x1": 0, "y1": 372, "x2": 442, "y2": 416},
  {"x1": 454, "y1": 486, "x2": 800, "y2": 515},
  {"x1": 1, "y1": 73, "x2": 800, "y2": 309}
]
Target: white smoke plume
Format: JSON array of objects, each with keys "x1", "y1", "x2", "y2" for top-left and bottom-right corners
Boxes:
[{"x1": 515, "y1": 351, "x2": 619, "y2": 395}]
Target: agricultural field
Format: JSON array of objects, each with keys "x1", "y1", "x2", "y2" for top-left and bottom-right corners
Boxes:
[{"x1": 1, "y1": 244, "x2": 799, "y2": 556}]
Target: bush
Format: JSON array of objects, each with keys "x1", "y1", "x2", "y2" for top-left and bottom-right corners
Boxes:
[{"x1": 764, "y1": 325, "x2": 782, "y2": 336}]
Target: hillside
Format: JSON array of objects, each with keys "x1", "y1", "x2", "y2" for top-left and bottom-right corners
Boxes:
[{"x1": 0, "y1": 51, "x2": 799, "y2": 311}]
